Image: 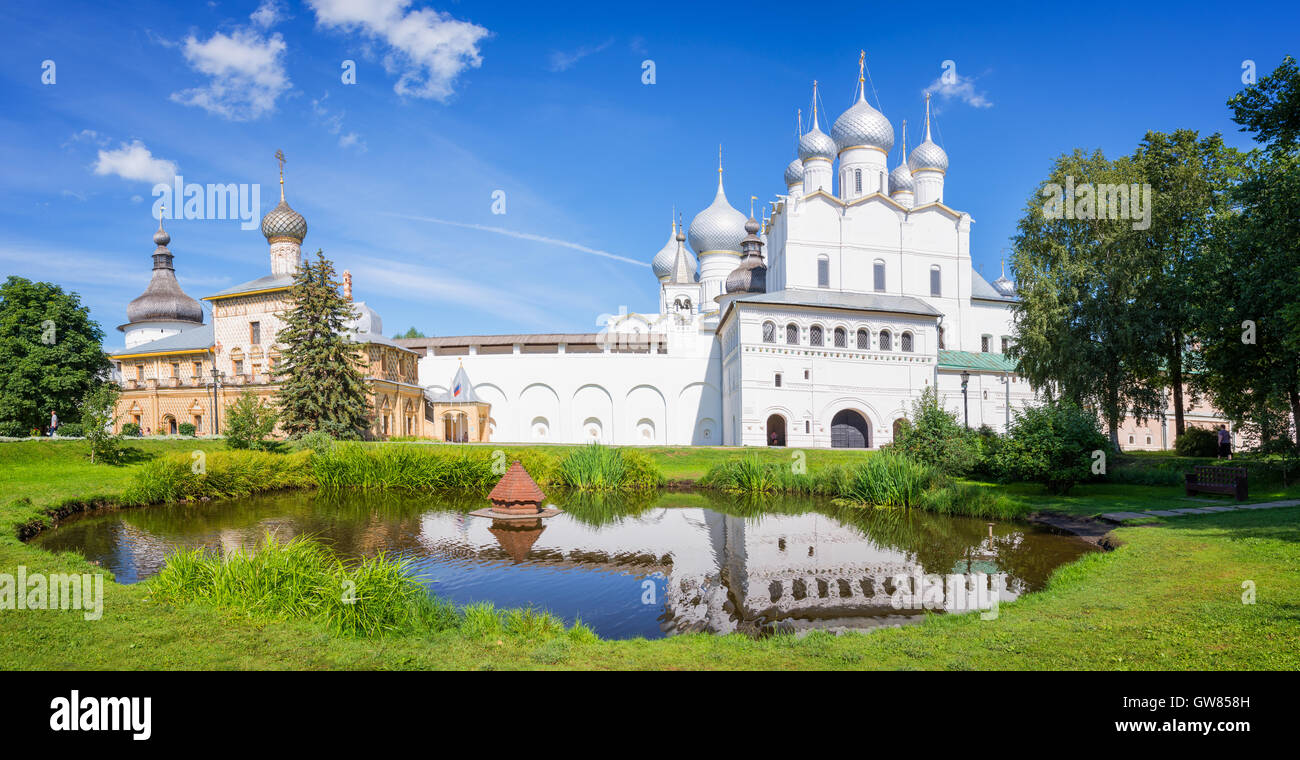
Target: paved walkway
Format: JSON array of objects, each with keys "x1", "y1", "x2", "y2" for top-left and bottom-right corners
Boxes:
[{"x1": 1100, "y1": 499, "x2": 1300, "y2": 523}]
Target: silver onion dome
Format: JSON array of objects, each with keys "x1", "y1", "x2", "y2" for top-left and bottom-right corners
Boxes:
[
  {"x1": 832, "y1": 86, "x2": 894, "y2": 154},
  {"x1": 261, "y1": 199, "x2": 307, "y2": 241},
  {"x1": 652, "y1": 218, "x2": 695, "y2": 280},
  {"x1": 688, "y1": 172, "x2": 747, "y2": 254},
  {"x1": 889, "y1": 162, "x2": 914, "y2": 195},
  {"x1": 992, "y1": 261, "x2": 1016, "y2": 296},
  {"x1": 784, "y1": 158, "x2": 804, "y2": 187},
  {"x1": 126, "y1": 221, "x2": 204, "y2": 325},
  {"x1": 798, "y1": 124, "x2": 837, "y2": 163},
  {"x1": 908, "y1": 95, "x2": 949, "y2": 174},
  {"x1": 889, "y1": 120, "x2": 914, "y2": 195}
]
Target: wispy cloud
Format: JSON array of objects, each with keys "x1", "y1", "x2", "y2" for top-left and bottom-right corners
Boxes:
[
  {"x1": 170, "y1": 5, "x2": 292, "y2": 121},
  {"x1": 311, "y1": 92, "x2": 367, "y2": 151},
  {"x1": 347, "y1": 255, "x2": 554, "y2": 326},
  {"x1": 0, "y1": 243, "x2": 230, "y2": 289},
  {"x1": 923, "y1": 72, "x2": 993, "y2": 109},
  {"x1": 385, "y1": 213, "x2": 649, "y2": 267},
  {"x1": 92, "y1": 140, "x2": 177, "y2": 184},
  {"x1": 307, "y1": 0, "x2": 490, "y2": 101},
  {"x1": 548, "y1": 38, "x2": 614, "y2": 72}
]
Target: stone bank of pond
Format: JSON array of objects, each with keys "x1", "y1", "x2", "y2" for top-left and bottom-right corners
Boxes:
[{"x1": 33, "y1": 489, "x2": 1095, "y2": 639}]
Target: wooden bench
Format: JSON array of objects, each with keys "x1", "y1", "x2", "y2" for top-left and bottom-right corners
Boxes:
[{"x1": 1185, "y1": 466, "x2": 1248, "y2": 501}]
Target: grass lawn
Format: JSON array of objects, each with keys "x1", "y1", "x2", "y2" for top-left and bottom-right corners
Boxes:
[{"x1": 2, "y1": 438, "x2": 1298, "y2": 670}]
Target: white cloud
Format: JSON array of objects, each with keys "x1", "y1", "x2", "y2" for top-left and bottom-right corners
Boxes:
[
  {"x1": 170, "y1": 28, "x2": 291, "y2": 120},
  {"x1": 348, "y1": 256, "x2": 553, "y2": 326},
  {"x1": 93, "y1": 140, "x2": 178, "y2": 184},
  {"x1": 250, "y1": 0, "x2": 283, "y2": 29},
  {"x1": 308, "y1": 0, "x2": 489, "y2": 100},
  {"x1": 311, "y1": 92, "x2": 367, "y2": 151},
  {"x1": 923, "y1": 73, "x2": 993, "y2": 109},
  {"x1": 548, "y1": 38, "x2": 613, "y2": 72}
]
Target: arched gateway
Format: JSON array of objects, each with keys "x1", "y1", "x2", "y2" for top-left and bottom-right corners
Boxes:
[
  {"x1": 830, "y1": 409, "x2": 870, "y2": 448},
  {"x1": 766, "y1": 414, "x2": 786, "y2": 446}
]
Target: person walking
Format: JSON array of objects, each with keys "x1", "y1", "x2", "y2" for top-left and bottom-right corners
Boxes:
[
  {"x1": 48, "y1": 410, "x2": 58, "y2": 437},
  {"x1": 1217, "y1": 425, "x2": 1232, "y2": 459}
]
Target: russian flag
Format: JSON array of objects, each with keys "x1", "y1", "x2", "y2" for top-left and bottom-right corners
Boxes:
[{"x1": 453, "y1": 381, "x2": 462, "y2": 398}]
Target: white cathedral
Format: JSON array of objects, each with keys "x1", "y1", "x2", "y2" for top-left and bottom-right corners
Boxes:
[{"x1": 409, "y1": 64, "x2": 1035, "y2": 449}]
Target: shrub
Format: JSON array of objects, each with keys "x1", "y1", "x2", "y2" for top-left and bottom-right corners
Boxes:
[
  {"x1": 54, "y1": 422, "x2": 84, "y2": 437},
  {"x1": 224, "y1": 391, "x2": 278, "y2": 451},
  {"x1": 177, "y1": 422, "x2": 196, "y2": 436},
  {"x1": 892, "y1": 387, "x2": 980, "y2": 476},
  {"x1": 971, "y1": 425, "x2": 1003, "y2": 478},
  {"x1": 1175, "y1": 426, "x2": 1219, "y2": 457},
  {"x1": 120, "y1": 422, "x2": 141, "y2": 437},
  {"x1": 79, "y1": 383, "x2": 121, "y2": 463},
  {"x1": 290, "y1": 429, "x2": 335, "y2": 455},
  {"x1": 992, "y1": 399, "x2": 1109, "y2": 494},
  {"x1": 0, "y1": 420, "x2": 27, "y2": 437}
]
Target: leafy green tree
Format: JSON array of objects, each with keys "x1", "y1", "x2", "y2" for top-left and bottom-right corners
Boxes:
[
  {"x1": 892, "y1": 387, "x2": 979, "y2": 476},
  {"x1": 393, "y1": 326, "x2": 426, "y2": 339},
  {"x1": 224, "y1": 391, "x2": 278, "y2": 450},
  {"x1": 274, "y1": 250, "x2": 372, "y2": 439},
  {"x1": 993, "y1": 399, "x2": 1109, "y2": 494},
  {"x1": 0, "y1": 277, "x2": 110, "y2": 432},
  {"x1": 1009, "y1": 150, "x2": 1165, "y2": 447},
  {"x1": 1131, "y1": 130, "x2": 1240, "y2": 437},
  {"x1": 79, "y1": 382, "x2": 120, "y2": 464},
  {"x1": 1191, "y1": 57, "x2": 1300, "y2": 444}
]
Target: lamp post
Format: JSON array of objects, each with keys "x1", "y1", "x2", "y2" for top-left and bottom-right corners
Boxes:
[
  {"x1": 207, "y1": 367, "x2": 226, "y2": 435},
  {"x1": 960, "y1": 370, "x2": 971, "y2": 429}
]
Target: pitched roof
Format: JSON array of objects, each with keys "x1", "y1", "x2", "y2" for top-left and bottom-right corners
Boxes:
[
  {"x1": 728, "y1": 288, "x2": 942, "y2": 318},
  {"x1": 971, "y1": 268, "x2": 1018, "y2": 303},
  {"x1": 937, "y1": 349, "x2": 1018, "y2": 372},
  {"x1": 111, "y1": 323, "x2": 214, "y2": 358},
  {"x1": 203, "y1": 274, "x2": 294, "y2": 300},
  {"x1": 488, "y1": 461, "x2": 546, "y2": 507},
  {"x1": 426, "y1": 364, "x2": 482, "y2": 402}
]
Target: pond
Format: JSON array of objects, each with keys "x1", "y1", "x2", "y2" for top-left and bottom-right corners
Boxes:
[{"x1": 33, "y1": 489, "x2": 1096, "y2": 639}]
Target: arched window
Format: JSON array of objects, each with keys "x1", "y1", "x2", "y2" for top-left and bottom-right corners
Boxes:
[
  {"x1": 786, "y1": 323, "x2": 799, "y2": 345},
  {"x1": 810, "y1": 325, "x2": 824, "y2": 347},
  {"x1": 854, "y1": 168, "x2": 862, "y2": 193},
  {"x1": 937, "y1": 326, "x2": 945, "y2": 350},
  {"x1": 873, "y1": 260, "x2": 886, "y2": 292},
  {"x1": 833, "y1": 327, "x2": 846, "y2": 348},
  {"x1": 762, "y1": 321, "x2": 776, "y2": 343},
  {"x1": 879, "y1": 330, "x2": 892, "y2": 351},
  {"x1": 930, "y1": 265, "x2": 942, "y2": 297},
  {"x1": 856, "y1": 328, "x2": 869, "y2": 349},
  {"x1": 817, "y1": 256, "x2": 830, "y2": 288},
  {"x1": 901, "y1": 331, "x2": 914, "y2": 352}
]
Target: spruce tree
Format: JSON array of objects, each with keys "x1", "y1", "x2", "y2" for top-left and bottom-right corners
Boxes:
[{"x1": 274, "y1": 250, "x2": 372, "y2": 439}]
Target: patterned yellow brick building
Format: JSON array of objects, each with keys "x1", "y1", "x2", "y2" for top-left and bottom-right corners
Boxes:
[{"x1": 110, "y1": 167, "x2": 429, "y2": 439}]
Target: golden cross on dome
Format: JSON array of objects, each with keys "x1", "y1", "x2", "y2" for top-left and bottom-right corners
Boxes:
[
  {"x1": 859, "y1": 50, "x2": 865, "y2": 83},
  {"x1": 274, "y1": 149, "x2": 286, "y2": 200}
]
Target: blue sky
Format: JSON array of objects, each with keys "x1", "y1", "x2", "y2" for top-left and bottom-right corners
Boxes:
[{"x1": 1, "y1": 0, "x2": 1295, "y2": 347}]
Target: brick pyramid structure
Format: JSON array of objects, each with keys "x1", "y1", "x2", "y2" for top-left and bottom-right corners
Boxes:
[{"x1": 488, "y1": 461, "x2": 546, "y2": 515}]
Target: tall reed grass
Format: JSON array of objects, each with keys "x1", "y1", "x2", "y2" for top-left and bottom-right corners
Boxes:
[
  {"x1": 147, "y1": 533, "x2": 457, "y2": 637},
  {"x1": 148, "y1": 534, "x2": 597, "y2": 641},
  {"x1": 554, "y1": 444, "x2": 664, "y2": 491},
  {"x1": 121, "y1": 450, "x2": 315, "y2": 506},
  {"x1": 312, "y1": 443, "x2": 499, "y2": 491}
]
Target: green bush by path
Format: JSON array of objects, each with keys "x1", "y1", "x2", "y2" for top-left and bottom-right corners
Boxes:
[
  {"x1": 891, "y1": 387, "x2": 981, "y2": 476},
  {"x1": 993, "y1": 399, "x2": 1110, "y2": 494},
  {"x1": 1175, "y1": 426, "x2": 1220, "y2": 457}
]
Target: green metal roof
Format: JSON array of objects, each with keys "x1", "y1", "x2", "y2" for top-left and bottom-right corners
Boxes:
[{"x1": 937, "y1": 349, "x2": 1018, "y2": 372}]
